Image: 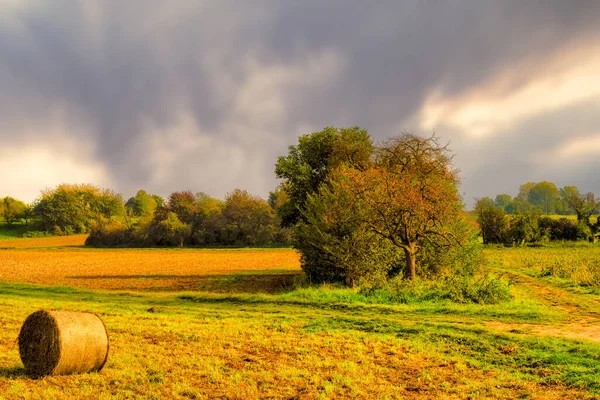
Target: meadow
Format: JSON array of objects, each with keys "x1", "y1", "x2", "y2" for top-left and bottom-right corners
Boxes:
[{"x1": 0, "y1": 237, "x2": 599, "y2": 399}]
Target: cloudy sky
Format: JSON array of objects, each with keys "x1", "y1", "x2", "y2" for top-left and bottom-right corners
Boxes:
[{"x1": 1, "y1": 0, "x2": 599, "y2": 207}]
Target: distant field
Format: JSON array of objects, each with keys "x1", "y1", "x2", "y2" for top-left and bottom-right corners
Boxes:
[
  {"x1": 546, "y1": 214, "x2": 579, "y2": 221},
  {"x1": 0, "y1": 235, "x2": 87, "y2": 248},
  {"x1": 0, "y1": 236, "x2": 599, "y2": 398}
]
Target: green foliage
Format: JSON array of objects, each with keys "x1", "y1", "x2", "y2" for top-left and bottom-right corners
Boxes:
[
  {"x1": 88, "y1": 189, "x2": 291, "y2": 248},
  {"x1": 32, "y1": 184, "x2": 124, "y2": 234},
  {"x1": 494, "y1": 194, "x2": 514, "y2": 213},
  {"x1": 475, "y1": 199, "x2": 508, "y2": 244},
  {"x1": 417, "y1": 218, "x2": 484, "y2": 278},
  {"x1": 295, "y1": 175, "x2": 401, "y2": 286},
  {"x1": 527, "y1": 181, "x2": 559, "y2": 214},
  {"x1": 221, "y1": 189, "x2": 276, "y2": 245},
  {"x1": 21, "y1": 230, "x2": 52, "y2": 238},
  {"x1": 125, "y1": 190, "x2": 161, "y2": 217},
  {"x1": 274, "y1": 126, "x2": 374, "y2": 227},
  {"x1": 0, "y1": 196, "x2": 27, "y2": 227},
  {"x1": 290, "y1": 130, "x2": 476, "y2": 285},
  {"x1": 560, "y1": 186, "x2": 599, "y2": 224},
  {"x1": 509, "y1": 212, "x2": 541, "y2": 245},
  {"x1": 539, "y1": 216, "x2": 579, "y2": 241},
  {"x1": 148, "y1": 209, "x2": 191, "y2": 247}
]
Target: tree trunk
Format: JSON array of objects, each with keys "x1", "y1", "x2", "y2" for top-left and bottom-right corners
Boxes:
[{"x1": 403, "y1": 245, "x2": 416, "y2": 280}]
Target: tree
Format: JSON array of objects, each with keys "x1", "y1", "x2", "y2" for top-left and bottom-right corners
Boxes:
[
  {"x1": 528, "y1": 181, "x2": 559, "y2": 214},
  {"x1": 560, "y1": 186, "x2": 599, "y2": 225},
  {"x1": 509, "y1": 212, "x2": 540, "y2": 246},
  {"x1": 32, "y1": 184, "x2": 124, "y2": 234},
  {"x1": 0, "y1": 197, "x2": 27, "y2": 227},
  {"x1": 125, "y1": 190, "x2": 160, "y2": 217},
  {"x1": 222, "y1": 189, "x2": 276, "y2": 245},
  {"x1": 517, "y1": 182, "x2": 535, "y2": 203},
  {"x1": 274, "y1": 126, "x2": 374, "y2": 227},
  {"x1": 296, "y1": 173, "x2": 400, "y2": 286},
  {"x1": 19, "y1": 204, "x2": 33, "y2": 227},
  {"x1": 344, "y1": 134, "x2": 465, "y2": 280},
  {"x1": 494, "y1": 194, "x2": 514, "y2": 213},
  {"x1": 148, "y1": 208, "x2": 191, "y2": 247},
  {"x1": 168, "y1": 191, "x2": 200, "y2": 225},
  {"x1": 475, "y1": 199, "x2": 508, "y2": 244}
]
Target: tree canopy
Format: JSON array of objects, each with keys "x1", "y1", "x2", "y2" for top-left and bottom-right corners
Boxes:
[
  {"x1": 279, "y1": 128, "x2": 474, "y2": 284},
  {"x1": 274, "y1": 126, "x2": 374, "y2": 227}
]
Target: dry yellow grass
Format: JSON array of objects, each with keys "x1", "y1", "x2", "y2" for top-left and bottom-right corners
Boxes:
[
  {"x1": 0, "y1": 235, "x2": 87, "y2": 248},
  {"x1": 0, "y1": 248, "x2": 300, "y2": 291}
]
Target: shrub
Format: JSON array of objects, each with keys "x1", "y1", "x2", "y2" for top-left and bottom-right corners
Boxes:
[
  {"x1": 360, "y1": 274, "x2": 512, "y2": 305},
  {"x1": 21, "y1": 231, "x2": 51, "y2": 238}
]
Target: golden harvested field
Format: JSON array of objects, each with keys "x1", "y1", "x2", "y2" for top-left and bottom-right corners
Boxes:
[
  {"x1": 0, "y1": 235, "x2": 87, "y2": 248},
  {"x1": 0, "y1": 248, "x2": 301, "y2": 291}
]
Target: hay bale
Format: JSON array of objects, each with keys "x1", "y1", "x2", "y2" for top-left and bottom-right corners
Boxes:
[{"x1": 18, "y1": 310, "x2": 109, "y2": 377}]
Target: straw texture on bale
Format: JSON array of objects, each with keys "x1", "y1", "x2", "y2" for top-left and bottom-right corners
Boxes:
[{"x1": 18, "y1": 310, "x2": 109, "y2": 377}]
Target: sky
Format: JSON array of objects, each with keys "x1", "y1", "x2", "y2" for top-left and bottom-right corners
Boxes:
[{"x1": 1, "y1": 0, "x2": 599, "y2": 207}]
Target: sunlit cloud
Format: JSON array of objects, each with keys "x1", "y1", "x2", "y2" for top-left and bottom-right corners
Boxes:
[
  {"x1": 0, "y1": 109, "x2": 111, "y2": 202},
  {"x1": 0, "y1": 141, "x2": 111, "y2": 203},
  {"x1": 531, "y1": 133, "x2": 600, "y2": 165},
  {"x1": 419, "y1": 44, "x2": 600, "y2": 138}
]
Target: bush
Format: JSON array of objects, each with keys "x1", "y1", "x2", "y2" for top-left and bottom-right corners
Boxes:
[
  {"x1": 21, "y1": 231, "x2": 51, "y2": 238},
  {"x1": 148, "y1": 211, "x2": 191, "y2": 247},
  {"x1": 509, "y1": 212, "x2": 541, "y2": 245},
  {"x1": 85, "y1": 222, "x2": 140, "y2": 247},
  {"x1": 417, "y1": 218, "x2": 484, "y2": 278},
  {"x1": 476, "y1": 203, "x2": 508, "y2": 244},
  {"x1": 359, "y1": 274, "x2": 512, "y2": 305},
  {"x1": 295, "y1": 179, "x2": 402, "y2": 287},
  {"x1": 539, "y1": 217, "x2": 578, "y2": 241}
]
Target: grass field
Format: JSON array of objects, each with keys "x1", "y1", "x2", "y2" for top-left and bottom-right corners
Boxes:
[{"x1": 1, "y1": 237, "x2": 599, "y2": 399}]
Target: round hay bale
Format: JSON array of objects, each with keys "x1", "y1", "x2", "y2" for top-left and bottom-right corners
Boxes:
[{"x1": 18, "y1": 310, "x2": 109, "y2": 377}]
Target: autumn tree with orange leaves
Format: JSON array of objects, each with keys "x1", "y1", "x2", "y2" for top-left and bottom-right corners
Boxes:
[{"x1": 345, "y1": 134, "x2": 463, "y2": 280}]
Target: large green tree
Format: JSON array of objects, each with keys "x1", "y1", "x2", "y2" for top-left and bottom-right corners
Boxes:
[
  {"x1": 274, "y1": 126, "x2": 374, "y2": 227},
  {"x1": 292, "y1": 132, "x2": 472, "y2": 283}
]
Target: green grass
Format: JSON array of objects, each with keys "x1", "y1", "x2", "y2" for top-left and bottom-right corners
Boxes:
[
  {"x1": 1, "y1": 244, "x2": 600, "y2": 398},
  {"x1": 0, "y1": 281, "x2": 598, "y2": 398},
  {"x1": 0, "y1": 222, "x2": 30, "y2": 239}
]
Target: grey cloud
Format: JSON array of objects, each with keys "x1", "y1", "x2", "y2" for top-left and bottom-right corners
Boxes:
[
  {"x1": 1, "y1": 0, "x2": 600, "y2": 201},
  {"x1": 452, "y1": 97, "x2": 600, "y2": 207}
]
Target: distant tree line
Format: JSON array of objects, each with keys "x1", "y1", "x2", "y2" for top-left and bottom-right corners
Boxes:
[
  {"x1": 475, "y1": 185, "x2": 600, "y2": 245},
  {"x1": 0, "y1": 185, "x2": 291, "y2": 247},
  {"x1": 87, "y1": 188, "x2": 291, "y2": 247},
  {"x1": 482, "y1": 181, "x2": 599, "y2": 216}
]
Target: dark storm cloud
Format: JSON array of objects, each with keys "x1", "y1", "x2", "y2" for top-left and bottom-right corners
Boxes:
[{"x1": 1, "y1": 0, "x2": 600, "y2": 201}]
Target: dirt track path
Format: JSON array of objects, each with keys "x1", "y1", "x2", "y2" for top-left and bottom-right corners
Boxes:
[{"x1": 488, "y1": 266, "x2": 600, "y2": 343}]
